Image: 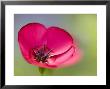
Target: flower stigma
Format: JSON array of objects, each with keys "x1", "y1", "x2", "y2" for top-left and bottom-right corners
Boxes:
[{"x1": 32, "y1": 45, "x2": 52, "y2": 63}]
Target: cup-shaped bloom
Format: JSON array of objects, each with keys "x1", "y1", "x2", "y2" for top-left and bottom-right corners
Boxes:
[{"x1": 18, "y1": 23, "x2": 82, "y2": 69}]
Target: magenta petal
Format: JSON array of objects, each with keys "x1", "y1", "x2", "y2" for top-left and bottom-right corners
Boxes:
[
  {"x1": 59, "y1": 48, "x2": 82, "y2": 68},
  {"x1": 45, "y1": 27, "x2": 73, "y2": 55},
  {"x1": 47, "y1": 46, "x2": 74, "y2": 66},
  {"x1": 18, "y1": 23, "x2": 46, "y2": 63},
  {"x1": 28, "y1": 58, "x2": 57, "y2": 68}
]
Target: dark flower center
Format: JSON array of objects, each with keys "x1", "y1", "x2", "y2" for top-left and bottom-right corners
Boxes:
[{"x1": 32, "y1": 45, "x2": 52, "y2": 63}]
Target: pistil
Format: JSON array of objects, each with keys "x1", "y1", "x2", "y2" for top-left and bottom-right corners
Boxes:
[{"x1": 32, "y1": 45, "x2": 52, "y2": 63}]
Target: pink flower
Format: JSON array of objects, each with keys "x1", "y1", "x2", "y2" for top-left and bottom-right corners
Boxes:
[{"x1": 18, "y1": 23, "x2": 82, "y2": 69}]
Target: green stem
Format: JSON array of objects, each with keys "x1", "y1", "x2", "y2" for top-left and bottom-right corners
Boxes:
[{"x1": 38, "y1": 67, "x2": 54, "y2": 76}]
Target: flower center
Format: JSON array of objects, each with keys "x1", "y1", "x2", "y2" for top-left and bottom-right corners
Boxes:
[{"x1": 32, "y1": 45, "x2": 52, "y2": 63}]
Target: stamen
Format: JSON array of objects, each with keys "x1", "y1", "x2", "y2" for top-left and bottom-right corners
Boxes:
[{"x1": 32, "y1": 45, "x2": 52, "y2": 63}]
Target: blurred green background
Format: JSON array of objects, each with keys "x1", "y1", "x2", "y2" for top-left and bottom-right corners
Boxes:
[{"x1": 14, "y1": 14, "x2": 97, "y2": 76}]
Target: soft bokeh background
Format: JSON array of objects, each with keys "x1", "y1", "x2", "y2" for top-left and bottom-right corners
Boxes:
[{"x1": 14, "y1": 14, "x2": 97, "y2": 76}]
